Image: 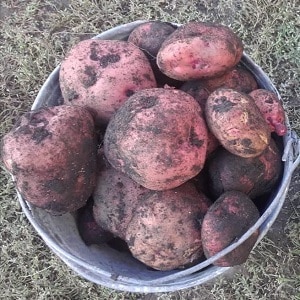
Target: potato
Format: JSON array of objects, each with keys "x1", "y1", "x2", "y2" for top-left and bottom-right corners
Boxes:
[
  {"x1": 157, "y1": 21, "x2": 244, "y2": 81},
  {"x1": 201, "y1": 191, "x2": 260, "y2": 266},
  {"x1": 125, "y1": 182, "x2": 212, "y2": 271},
  {"x1": 104, "y1": 87, "x2": 208, "y2": 190},
  {"x1": 92, "y1": 151, "x2": 148, "y2": 239},
  {"x1": 1, "y1": 105, "x2": 98, "y2": 214},
  {"x1": 181, "y1": 80, "x2": 220, "y2": 156},
  {"x1": 249, "y1": 89, "x2": 287, "y2": 136},
  {"x1": 128, "y1": 21, "x2": 176, "y2": 58},
  {"x1": 203, "y1": 65, "x2": 258, "y2": 93},
  {"x1": 128, "y1": 21, "x2": 182, "y2": 88},
  {"x1": 180, "y1": 80, "x2": 210, "y2": 107},
  {"x1": 59, "y1": 39, "x2": 157, "y2": 126},
  {"x1": 77, "y1": 198, "x2": 114, "y2": 246},
  {"x1": 205, "y1": 88, "x2": 271, "y2": 158},
  {"x1": 207, "y1": 139, "x2": 282, "y2": 199}
]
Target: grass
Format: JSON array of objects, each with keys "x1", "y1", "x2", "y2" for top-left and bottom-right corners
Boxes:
[{"x1": 0, "y1": 0, "x2": 299, "y2": 299}]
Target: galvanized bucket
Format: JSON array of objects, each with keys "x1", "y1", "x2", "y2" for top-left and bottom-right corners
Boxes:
[{"x1": 17, "y1": 21, "x2": 300, "y2": 293}]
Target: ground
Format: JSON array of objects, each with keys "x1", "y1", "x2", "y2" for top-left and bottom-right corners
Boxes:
[{"x1": 0, "y1": 1, "x2": 299, "y2": 299}]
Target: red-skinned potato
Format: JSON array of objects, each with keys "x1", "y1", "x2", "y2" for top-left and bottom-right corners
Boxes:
[
  {"x1": 203, "y1": 65, "x2": 258, "y2": 93},
  {"x1": 128, "y1": 21, "x2": 183, "y2": 88},
  {"x1": 104, "y1": 87, "x2": 208, "y2": 190},
  {"x1": 92, "y1": 151, "x2": 148, "y2": 239},
  {"x1": 1, "y1": 105, "x2": 98, "y2": 214},
  {"x1": 205, "y1": 88, "x2": 271, "y2": 158},
  {"x1": 125, "y1": 182, "x2": 212, "y2": 271},
  {"x1": 207, "y1": 138, "x2": 282, "y2": 199},
  {"x1": 157, "y1": 21, "x2": 244, "y2": 81},
  {"x1": 180, "y1": 80, "x2": 210, "y2": 105},
  {"x1": 59, "y1": 39, "x2": 157, "y2": 126},
  {"x1": 201, "y1": 191, "x2": 260, "y2": 266},
  {"x1": 181, "y1": 80, "x2": 220, "y2": 156},
  {"x1": 77, "y1": 198, "x2": 114, "y2": 246},
  {"x1": 249, "y1": 89, "x2": 287, "y2": 136},
  {"x1": 128, "y1": 21, "x2": 176, "y2": 58}
]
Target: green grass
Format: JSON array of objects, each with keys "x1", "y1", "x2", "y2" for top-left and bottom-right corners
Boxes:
[{"x1": 0, "y1": 1, "x2": 299, "y2": 299}]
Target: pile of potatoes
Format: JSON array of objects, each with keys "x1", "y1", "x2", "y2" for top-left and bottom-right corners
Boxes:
[{"x1": 1, "y1": 21, "x2": 287, "y2": 271}]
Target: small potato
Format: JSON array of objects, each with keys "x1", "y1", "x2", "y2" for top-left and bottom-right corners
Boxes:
[
  {"x1": 207, "y1": 138, "x2": 283, "y2": 199},
  {"x1": 77, "y1": 198, "x2": 114, "y2": 246},
  {"x1": 180, "y1": 80, "x2": 210, "y2": 108},
  {"x1": 205, "y1": 88, "x2": 271, "y2": 158},
  {"x1": 92, "y1": 152, "x2": 148, "y2": 239},
  {"x1": 203, "y1": 65, "x2": 258, "y2": 93},
  {"x1": 128, "y1": 21, "x2": 176, "y2": 58},
  {"x1": 157, "y1": 21, "x2": 244, "y2": 80},
  {"x1": 128, "y1": 21, "x2": 182, "y2": 88},
  {"x1": 104, "y1": 87, "x2": 208, "y2": 190},
  {"x1": 59, "y1": 39, "x2": 157, "y2": 126},
  {"x1": 1, "y1": 105, "x2": 98, "y2": 214},
  {"x1": 249, "y1": 89, "x2": 287, "y2": 136},
  {"x1": 201, "y1": 191, "x2": 260, "y2": 266},
  {"x1": 125, "y1": 182, "x2": 212, "y2": 271},
  {"x1": 181, "y1": 80, "x2": 220, "y2": 156}
]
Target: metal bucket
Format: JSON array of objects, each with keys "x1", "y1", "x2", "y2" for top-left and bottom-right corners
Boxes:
[{"x1": 17, "y1": 21, "x2": 300, "y2": 293}]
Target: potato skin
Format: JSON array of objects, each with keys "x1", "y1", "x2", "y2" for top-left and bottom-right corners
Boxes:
[
  {"x1": 157, "y1": 22, "x2": 244, "y2": 80},
  {"x1": 249, "y1": 89, "x2": 287, "y2": 136},
  {"x1": 104, "y1": 87, "x2": 208, "y2": 190},
  {"x1": 92, "y1": 152, "x2": 148, "y2": 239},
  {"x1": 207, "y1": 139, "x2": 282, "y2": 199},
  {"x1": 205, "y1": 88, "x2": 271, "y2": 158},
  {"x1": 128, "y1": 21, "x2": 176, "y2": 58},
  {"x1": 59, "y1": 39, "x2": 157, "y2": 126},
  {"x1": 203, "y1": 65, "x2": 258, "y2": 93},
  {"x1": 1, "y1": 105, "x2": 98, "y2": 213},
  {"x1": 201, "y1": 191, "x2": 260, "y2": 266},
  {"x1": 77, "y1": 198, "x2": 114, "y2": 246},
  {"x1": 181, "y1": 80, "x2": 220, "y2": 156},
  {"x1": 128, "y1": 21, "x2": 182, "y2": 88},
  {"x1": 125, "y1": 182, "x2": 212, "y2": 271}
]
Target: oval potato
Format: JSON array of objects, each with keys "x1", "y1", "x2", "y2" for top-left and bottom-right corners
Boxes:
[
  {"x1": 157, "y1": 22, "x2": 244, "y2": 81},
  {"x1": 59, "y1": 39, "x2": 157, "y2": 126},
  {"x1": 205, "y1": 88, "x2": 271, "y2": 158},
  {"x1": 201, "y1": 190, "x2": 260, "y2": 266}
]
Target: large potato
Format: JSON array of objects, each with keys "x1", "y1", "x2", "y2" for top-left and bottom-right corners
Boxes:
[
  {"x1": 125, "y1": 182, "x2": 212, "y2": 271},
  {"x1": 1, "y1": 105, "x2": 98, "y2": 214},
  {"x1": 201, "y1": 191, "x2": 260, "y2": 266},
  {"x1": 157, "y1": 21, "x2": 244, "y2": 81},
  {"x1": 205, "y1": 88, "x2": 271, "y2": 158},
  {"x1": 59, "y1": 39, "x2": 157, "y2": 126},
  {"x1": 104, "y1": 87, "x2": 208, "y2": 190}
]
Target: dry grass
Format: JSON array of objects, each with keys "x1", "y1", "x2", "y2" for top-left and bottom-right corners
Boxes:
[{"x1": 0, "y1": 0, "x2": 299, "y2": 299}]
